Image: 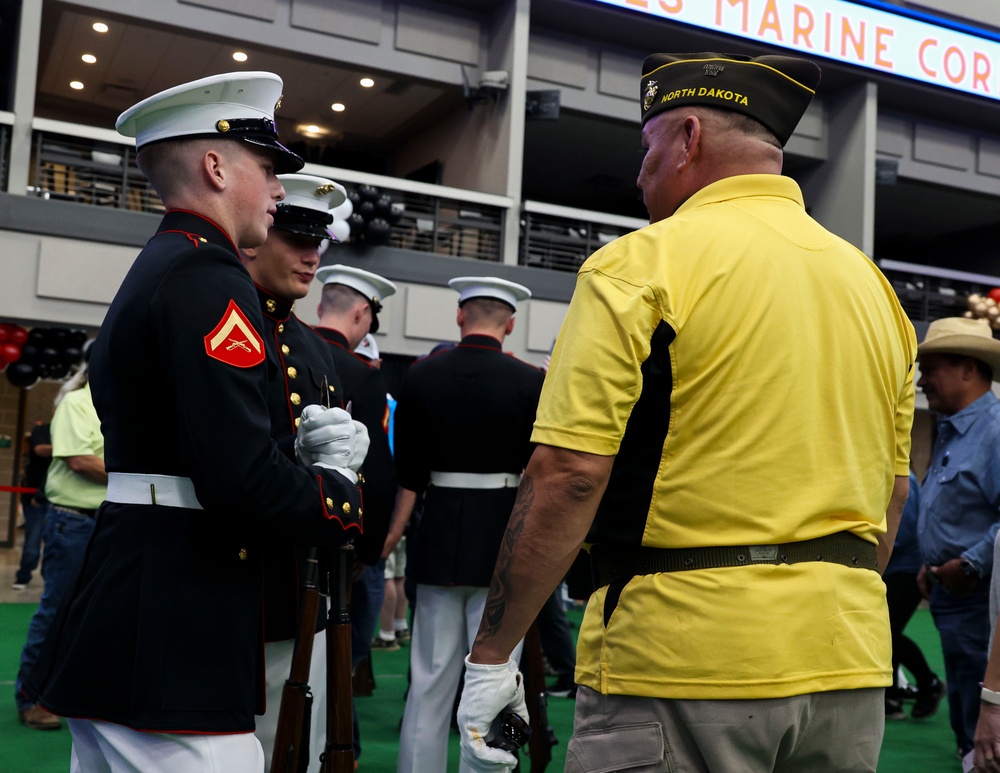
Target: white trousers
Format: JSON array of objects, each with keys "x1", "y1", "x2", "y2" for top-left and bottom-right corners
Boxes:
[
  {"x1": 68, "y1": 718, "x2": 263, "y2": 773},
  {"x1": 397, "y1": 585, "x2": 524, "y2": 773},
  {"x1": 257, "y1": 631, "x2": 328, "y2": 773}
]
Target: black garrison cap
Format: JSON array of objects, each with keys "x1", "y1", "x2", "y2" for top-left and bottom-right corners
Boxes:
[{"x1": 640, "y1": 53, "x2": 821, "y2": 146}]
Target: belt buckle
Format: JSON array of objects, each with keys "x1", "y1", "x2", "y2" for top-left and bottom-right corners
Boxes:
[{"x1": 749, "y1": 545, "x2": 778, "y2": 562}]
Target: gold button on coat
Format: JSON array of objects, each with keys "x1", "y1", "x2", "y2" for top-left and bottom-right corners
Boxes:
[
  {"x1": 295, "y1": 417, "x2": 301, "y2": 427},
  {"x1": 287, "y1": 367, "x2": 297, "y2": 379},
  {"x1": 238, "y1": 548, "x2": 248, "y2": 561},
  {"x1": 342, "y1": 502, "x2": 352, "y2": 515},
  {"x1": 290, "y1": 392, "x2": 301, "y2": 405},
  {"x1": 326, "y1": 497, "x2": 334, "y2": 509},
  {"x1": 277, "y1": 324, "x2": 284, "y2": 333},
  {"x1": 281, "y1": 345, "x2": 290, "y2": 355}
]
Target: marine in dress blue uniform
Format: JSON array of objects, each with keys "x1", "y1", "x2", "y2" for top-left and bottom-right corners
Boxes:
[
  {"x1": 389, "y1": 276, "x2": 545, "y2": 773},
  {"x1": 23, "y1": 73, "x2": 365, "y2": 772}
]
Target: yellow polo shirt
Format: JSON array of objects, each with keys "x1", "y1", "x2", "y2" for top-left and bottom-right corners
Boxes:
[
  {"x1": 45, "y1": 383, "x2": 106, "y2": 511},
  {"x1": 533, "y1": 174, "x2": 916, "y2": 699}
]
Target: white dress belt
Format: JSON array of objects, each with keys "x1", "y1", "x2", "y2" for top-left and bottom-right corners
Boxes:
[
  {"x1": 429, "y1": 471, "x2": 521, "y2": 489},
  {"x1": 106, "y1": 473, "x2": 204, "y2": 510}
]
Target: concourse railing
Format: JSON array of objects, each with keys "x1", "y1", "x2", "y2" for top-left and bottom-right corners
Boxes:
[
  {"x1": 879, "y1": 259, "x2": 1000, "y2": 323},
  {"x1": 520, "y1": 200, "x2": 648, "y2": 273}
]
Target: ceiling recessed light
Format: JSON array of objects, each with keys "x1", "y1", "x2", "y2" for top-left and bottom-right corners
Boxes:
[
  {"x1": 297, "y1": 123, "x2": 330, "y2": 138},
  {"x1": 70, "y1": 81, "x2": 84, "y2": 90},
  {"x1": 92, "y1": 22, "x2": 108, "y2": 33},
  {"x1": 331, "y1": 103, "x2": 346, "y2": 112},
  {"x1": 360, "y1": 77, "x2": 375, "y2": 88},
  {"x1": 232, "y1": 51, "x2": 248, "y2": 62},
  {"x1": 81, "y1": 53, "x2": 97, "y2": 64}
]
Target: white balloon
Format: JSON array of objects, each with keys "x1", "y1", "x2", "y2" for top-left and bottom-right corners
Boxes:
[
  {"x1": 330, "y1": 218, "x2": 352, "y2": 244},
  {"x1": 330, "y1": 198, "x2": 354, "y2": 221}
]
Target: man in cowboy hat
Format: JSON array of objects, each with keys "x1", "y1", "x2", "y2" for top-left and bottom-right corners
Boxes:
[{"x1": 916, "y1": 316, "x2": 1000, "y2": 762}]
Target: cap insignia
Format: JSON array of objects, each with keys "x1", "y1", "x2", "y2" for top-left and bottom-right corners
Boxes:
[
  {"x1": 643, "y1": 80, "x2": 658, "y2": 111},
  {"x1": 216, "y1": 119, "x2": 230, "y2": 133},
  {"x1": 315, "y1": 183, "x2": 338, "y2": 196},
  {"x1": 274, "y1": 94, "x2": 283, "y2": 111},
  {"x1": 703, "y1": 64, "x2": 725, "y2": 77}
]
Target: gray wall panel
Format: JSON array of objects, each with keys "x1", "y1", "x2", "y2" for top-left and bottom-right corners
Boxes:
[
  {"x1": 396, "y1": 3, "x2": 480, "y2": 66},
  {"x1": 179, "y1": 0, "x2": 276, "y2": 21},
  {"x1": 291, "y1": 0, "x2": 383, "y2": 44},
  {"x1": 528, "y1": 33, "x2": 589, "y2": 89}
]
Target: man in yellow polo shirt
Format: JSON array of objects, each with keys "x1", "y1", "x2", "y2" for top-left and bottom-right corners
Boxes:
[{"x1": 457, "y1": 52, "x2": 916, "y2": 773}]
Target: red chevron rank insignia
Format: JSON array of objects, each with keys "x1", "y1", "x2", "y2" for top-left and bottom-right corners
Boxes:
[{"x1": 204, "y1": 300, "x2": 265, "y2": 368}]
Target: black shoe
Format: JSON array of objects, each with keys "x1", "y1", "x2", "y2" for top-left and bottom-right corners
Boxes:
[
  {"x1": 899, "y1": 683, "x2": 919, "y2": 702},
  {"x1": 911, "y1": 676, "x2": 945, "y2": 719},
  {"x1": 885, "y1": 696, "x2": 906, "y2": 721},
  {"x1": 547, "y1": 678, "x2": 577, "y2": 699}
]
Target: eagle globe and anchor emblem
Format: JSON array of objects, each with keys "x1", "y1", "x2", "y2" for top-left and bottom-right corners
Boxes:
[{"x1": 643, "y1": 80, "x2": 658, "y2": 111}]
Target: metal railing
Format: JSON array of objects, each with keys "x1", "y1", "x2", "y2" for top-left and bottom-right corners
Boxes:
[
  {"x1": 30, "y1": 120, "x2": 162, "y2": 212},
  {"x1": 879, "y1": 259, "x2": 1000, "y2": 322},
  {"x1": 0, "y1": 110, "x2": 12, "y2": 193},
  {"x1": 520, "y1": 200, "x2": 647, "y2": 273}
]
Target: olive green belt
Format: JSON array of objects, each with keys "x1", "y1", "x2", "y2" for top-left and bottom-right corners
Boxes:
[{"x1": 590, "y1": 532, "x2": 877, "y2": 588}]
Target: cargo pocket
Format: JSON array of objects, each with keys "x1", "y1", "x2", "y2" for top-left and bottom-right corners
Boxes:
[{"x1": 565, "y1": 722, "x2": 668, "y2": 773}]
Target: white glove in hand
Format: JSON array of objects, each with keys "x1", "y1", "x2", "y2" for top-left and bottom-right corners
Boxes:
[
  {"x1": 457, "y1": 656, "x2": 528, "y2": 773},
  {"x1": 349, "y1": 420, "x2": 369, "y2": 473},
  {"x1": 294, "y1": 405, "x2": 358, "y2": 484}
]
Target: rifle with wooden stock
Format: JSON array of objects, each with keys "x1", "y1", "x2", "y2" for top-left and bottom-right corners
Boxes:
[
  {"x1": 271, "y1": 548, "x2": 321, "y2": 773},
  {"x1": 522, "y1": 619, "x2": 557, "y2": 771},
  {"x1": 321, "y1": 543, "x2": 355, "y2": 773}
]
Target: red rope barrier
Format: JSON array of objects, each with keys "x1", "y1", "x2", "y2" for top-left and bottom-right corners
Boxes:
[{"x1": 0, "y1": 486, "x2": 38, "y2": 494}]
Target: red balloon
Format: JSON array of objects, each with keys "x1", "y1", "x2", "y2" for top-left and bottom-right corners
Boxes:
[
  {"x1": 0, "y1": 328, "x2": 7, "y2": 345},
  {"x1": 9, "y1": 326, "x2": 27, "y2": 345},
  {"x1": 0, "y1": 343, "x2": 21, "y2": 364},
  {"x1": 989, "y1": 288, "x2": 1000, "y2": 304}
]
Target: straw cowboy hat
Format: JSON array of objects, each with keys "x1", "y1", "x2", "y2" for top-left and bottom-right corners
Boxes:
[{"x1": 918, "y1": 317, "x2": 1000, "y2": 380}]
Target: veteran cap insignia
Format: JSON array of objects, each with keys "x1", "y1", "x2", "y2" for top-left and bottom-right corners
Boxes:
[
  {"x1": 643, "y1": 80, "x2": 658, "y2": 111},
  {"x1": 703, "y1": 64, "x2": 725, "y2": 77}
]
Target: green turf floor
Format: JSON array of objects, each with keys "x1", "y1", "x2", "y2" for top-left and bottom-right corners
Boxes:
[{"x1": 0, "y1": 602, "x2": 961, "y2": 772}]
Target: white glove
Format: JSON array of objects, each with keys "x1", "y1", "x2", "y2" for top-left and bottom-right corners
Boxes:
[
  {"x1": 295, "y1": 405, "x2": 358, "y2": 483},
  {"x1": 349, "y1": 420, "x2": 369, "y2": 473},
  {"x1": 457, "y1": 656, "x2": 528, "y2": 772}
]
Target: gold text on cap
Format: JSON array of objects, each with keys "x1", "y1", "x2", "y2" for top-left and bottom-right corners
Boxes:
[
  {"x1": 216, "y1": 119, "x2": 231, "y2": 132},
  {"x1": 703, "y1": 64, "x2": 725, "y2": 77},
  {"x1": 643, "y1": 80, "x2": 658, "y2": 111}
]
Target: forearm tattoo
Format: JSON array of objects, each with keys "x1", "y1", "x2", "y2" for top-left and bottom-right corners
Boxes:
[{"x1": 476, "y1": 475, "x2": 534, "y2": 645}]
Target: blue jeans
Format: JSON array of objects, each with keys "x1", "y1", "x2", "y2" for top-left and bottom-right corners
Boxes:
[
  {"x1": 14, "y1": 505, "x2": 96, "y2": 711},
  {"x1": 15, "y1": 498, "x2": 46, "y2": 585},
  {"x1": 930, "y1": 583, "x2": 991, "y2": 755},
  {"x1": 350, "y1": 560, "x2": 386, "y2": 759}
]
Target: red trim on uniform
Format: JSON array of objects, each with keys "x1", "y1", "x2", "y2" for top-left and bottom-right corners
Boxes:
[
  {"x1": 318, "y1": 474, "x2": 363, "y2": 533},
  {"x1": 381, "y1": 404, "x2": 390, "y2": 434},
  {"x1": 203, "y1": 300, "x2": 266, "y2": 368},
  {"x1": 164, "y1": 208, "x2": 239, "y2": 254}
]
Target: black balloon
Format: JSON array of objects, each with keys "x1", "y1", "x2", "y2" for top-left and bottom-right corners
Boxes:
[
  {"x1": 62, "y1": 346, "x2": 84, "y2": 366},
  {"x1": 358, "y1": 201, "x2": 376, "y2": 220},
  {"x1": 365, "y1": 218, "x2": 392, "y2": 246},
  {"x1": 357, "y1": 184, "x2": 380, "y2": 203},
  {"x1": 47, "y1": 362, "x2": 70, "y2": 380},
  {"x1": 388, "y1": 205, "x2": 404, "y2": 226},
  {"x1": 27, "y1": 328, "x2": 49, "y2": 346},
  {"x1": 51, "y1": 328, "x2": 70, "y2": 347},
  {"x1": 18, "y1": 344, "x2": 38, "y2": 363},
  {"x1": 347, "y1": 188, "x2": 361, "y2": 207},
  {"x1": 39, "y1": 347, "x2": 60, "y2": 365},
  {"x1": 348, "y1": 213, "x2": 366, "y2": 234},
  {"x1": 6, "y1": 362, "x2": 39, "y2": 389},
  {"x1": 69, "y1": 330, "x2": 87, "y2": 347},
  {"x1": 375, "y1": 194, "x2": 393, "y2": 217}
]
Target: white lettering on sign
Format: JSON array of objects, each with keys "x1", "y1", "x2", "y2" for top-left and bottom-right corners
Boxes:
[{"x1": 597, "y1": 0, "x2": 1000, "y2": 101}]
